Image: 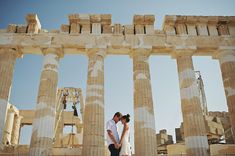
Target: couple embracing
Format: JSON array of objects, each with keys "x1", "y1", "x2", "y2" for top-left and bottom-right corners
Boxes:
[{"x1": 106, "y1": 112, "x2": 131, "y2": 156}]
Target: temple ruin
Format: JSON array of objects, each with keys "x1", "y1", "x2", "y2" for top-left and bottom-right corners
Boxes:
[{"x1": 0, "y1": 13, "x2": 235, "y2": 156}]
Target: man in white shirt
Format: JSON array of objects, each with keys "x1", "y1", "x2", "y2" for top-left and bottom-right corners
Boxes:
[{"x1": 106, "y1": 112, "x2": 122, "y2": 156}]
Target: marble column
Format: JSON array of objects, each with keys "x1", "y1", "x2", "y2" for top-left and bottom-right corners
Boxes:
[
  {"x1": 54, "y1": 111, "x2": 64, "y2": 147},
  {"x1": 2, "y1": 108, "x2": 15, "y2": 145},
  {"x1": 175, "y1": 53, "x2": 209, "y2": 156},
  {"x1": 29, "y1": 48, "x2": 62, "y2": 156},
  {"x1": 0, "y1": 48, "x2": 21, "y2": 148},
  {"x1": 82, "y1": 48, "x2": 105, "y2": 156},
  {"x1": 216, "y1": 49, "x2": 235, "y2": 142},
  {"x1": 11, "y1": 115, "x2": 23, "y2": 145},
  {"x1": 132, "y1": 48, "x2": 156, "y2": 156}
]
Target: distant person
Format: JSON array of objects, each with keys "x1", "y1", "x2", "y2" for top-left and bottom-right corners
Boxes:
[
  {"x1": 106, "y1": 112, "x2": 122, "y2": 156},
  {"x1": 119, "y1": 114, "x2": 131, "y2": 156}
]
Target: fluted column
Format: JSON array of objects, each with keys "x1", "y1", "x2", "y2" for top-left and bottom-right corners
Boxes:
[
  {"x1": 29, "y1": 48, "x2": 63, "y2": 156},
  {"x1": 11, "y1": 115, "x2": 22, "y2": 146},
  {"x1": 2, "y1": 107, "x2": 15, "y2": 145},
  {"x1": 82, "y1": 48, "x2": 105, "y2": 156},
  {"x1": 215, "y1": 49, "x2": 235, "y2": 142},
  {"x1": 0, "y1": 48, "x2": 21, "y2": 148},
  {"x1": 54, "y1": 112, "x2": 64, "y2": 147},
  {"x1": 132, "y1": 48, "x2": 156, "y2": 156},
  {"x1": 175, "y1": 51, "x2": 209, "y2": 156}
]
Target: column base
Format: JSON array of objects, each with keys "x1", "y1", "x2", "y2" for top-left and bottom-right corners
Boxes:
[
  {"x1": 83, "y1": 146, "x2": 104, "y2": 156},
  {"x1": 29, "y1": 147, "x2": 52, "y2": 156},
  {"x1": 0, "y1": 98, "x2": 8, "y2": 146},
  {"x1": 185, "y1": 136, "x2": 209, "y2": 156},
  {"x1": 0, "y1": 143, "x2": 4, "y2": 150}
]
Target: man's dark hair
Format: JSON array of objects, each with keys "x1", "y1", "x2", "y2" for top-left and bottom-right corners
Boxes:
[{"x1": 113, "y1": 112, "x2": 122, "y2": 118}]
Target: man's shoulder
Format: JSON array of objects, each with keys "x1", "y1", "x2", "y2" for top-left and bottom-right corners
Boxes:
[{"x1": 106, "y1": 119, "x2": 114, "y2": 125}]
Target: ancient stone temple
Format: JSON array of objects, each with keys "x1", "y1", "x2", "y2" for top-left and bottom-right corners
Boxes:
[{"x1": 0, "y1": 13, "x2": 235, "y2": 156}]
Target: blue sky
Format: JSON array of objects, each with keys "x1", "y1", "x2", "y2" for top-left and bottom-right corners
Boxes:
[{"x1": 0, "y1": 0, "x2": 235, "y2": 147}]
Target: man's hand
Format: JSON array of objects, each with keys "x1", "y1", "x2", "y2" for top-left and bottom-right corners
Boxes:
[
  {"x1": 114, "y1": 143, "x2": 121, "y2": 149},
  {"x1": 107, "y1": 130, "x2": 119, "y2": 148},
  {"x1": 114, "y1": 143, "x2": 119, "y2": 149}
]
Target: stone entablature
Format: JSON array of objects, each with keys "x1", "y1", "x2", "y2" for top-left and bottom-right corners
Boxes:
[
  {"x1": 0, "y1": 14, "x2": 234, "y2": 57},
  {"x1": 0, "y1": 13, "x2": 235, "y2": 156}
]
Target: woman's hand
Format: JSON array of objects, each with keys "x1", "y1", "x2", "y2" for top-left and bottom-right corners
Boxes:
[
  {"x1": 117, "y1": 143, "x2": 121, "y2": 148},
  {"x1": 114, "y1": 143, "x2": 121, "y2": 149}
]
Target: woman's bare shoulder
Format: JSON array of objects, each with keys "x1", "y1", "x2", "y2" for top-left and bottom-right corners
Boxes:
[{"x1": 124, "y1": 124, "x2": 129, "y2": 130}]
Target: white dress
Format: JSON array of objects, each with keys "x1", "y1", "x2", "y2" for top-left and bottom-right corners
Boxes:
[{"x1": 119, "y1": 127, "x2": 131, "y2": 156}]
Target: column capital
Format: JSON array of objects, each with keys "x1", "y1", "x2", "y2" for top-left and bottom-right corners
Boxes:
[
  {"x1": 0, "y1": 47, "x2": 23, "y2": 58},
  {"x1": 212, "y1": 46, "x2": 235, "y2": 59},
  {"x1": 41, "y1": 47, "x2": 64, "y2": 58},
  {"x1": 16, "y1": 115, "x2": 23, "y2": 120},
  {"x1": 9, "y1": 105, "x2": 19, "y2": 115},
  {"x1": 171, "y1": 46, "x2": 196, "y2": 59},
  {"x1": 86, "y1": 46, "x2": 107, "y2": 58},
  {"x1": 130, "y1": 48, "x2": 152, "y2": 58},
  {"x1": 8, "y1": 107, "x2": 16, "y2": 114}
]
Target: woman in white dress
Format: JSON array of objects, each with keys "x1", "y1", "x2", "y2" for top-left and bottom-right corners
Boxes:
[{"x1": 119, "y1": 114, "x2": 131, "y2": 156}]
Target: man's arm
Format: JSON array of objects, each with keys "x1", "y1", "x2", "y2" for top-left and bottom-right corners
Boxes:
[
  {"x1": 107, "y1": 130, "x2": 118, "y2": 145},
  {"x1": 106, "y1": 121, "x2": 120, "y2": 149}
]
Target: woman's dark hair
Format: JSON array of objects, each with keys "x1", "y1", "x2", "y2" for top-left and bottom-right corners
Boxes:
[{"x1": 122, "y1": 114, "x2": 130, "y2": 123}]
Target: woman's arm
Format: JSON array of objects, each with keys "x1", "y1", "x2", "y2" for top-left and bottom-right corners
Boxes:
[{"x1": 119, "y1": 125, "x2": 129, "y2": 144}]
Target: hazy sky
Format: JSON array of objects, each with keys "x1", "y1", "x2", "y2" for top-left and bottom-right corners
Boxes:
[{"x1": 0, "y1": 0, "x2": 235, "y2": 147}]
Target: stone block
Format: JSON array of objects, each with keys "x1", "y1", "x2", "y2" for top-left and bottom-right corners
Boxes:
[
  {"x1": 60, "y1": 24, "x2": 70, "y2": 33},
  {"x1": 92, "y1": 23, "x2": 101, "y2": 35},
  {"x1": 186, "y1": 24, "x2": 197, "y2": 36},
  {"x1": 70, "y1": 23, "x2": 80, "y2": 34},
  {"x1": 90, "y1": 14, "x2": 101, "y2": 23},
  {"x1": 186, "y1": 16, "x2": 197, "y2": 24},
  {"x1": 163, "y1": 25, "x2": 176, "y2": 35},
  {"x1": 210, "y1": 144, "x2": 235, "y2": 156},
  {"x1": 135, "y1": 25, "x2": 145, "y2": 34},
  {"x1": 101, "y1": 14, "x2": 112, "y2": 25},
  {"x1": 144, "y1": 15, "x2": 155, "y2": 25},
  {"x1": 133, "y1": 15, "x2": 144, "y2": 25},
  {"x1": 7, "y1": 24, "x2": 17, "y2": 33},
  {"x1": 79, "y1": 14, "x2": 90, "y2": 25},
  {"x1": 113, "y1": 24, "x2": 122, "y2": 34},
  {"x1": 50, "y1": 29, "x2": 60, "y2": 33},
  {"x1": 16, "y1": 25, "x2": 27, "y2": 33},
  {"x1": 196, "y1": 23, "x2": 208, "y2": 36},
  {"x1": 81, "y1": 24, "x2": 90, "y2": 34},
  {"x1": 145, "y1": 25, "x2": 154, "y2": 34},
  {"x1": 175, "y1": 23, "x2": 187, "y2": 35},
  {"x1": 102, "y1": 25, "x2": 112, "y2": 34},
  {"x1": 164, "y1": 15, "x2": 177, "y2": 24},
  {"x1": 26, "y1": 14, "x2": 41, "y2": 33},
  {"x1": 124, "y1": 25, "x2": 134, "y2": 34},
  {"x1": 68, "y1": 14, "x2": 80, "y2": 24},
  {"x1": 228, "y1": 25, "x2": 235, "y2": 35},
  {"x1": 208, "y1": 25, "x2": 218, "y2": 36},
  {"x1": 176, "y1": 15, "x2": 187, "y2": 23},
  {"x1": 218, "y1": 24, "x2": 229, "y2": 35}
]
